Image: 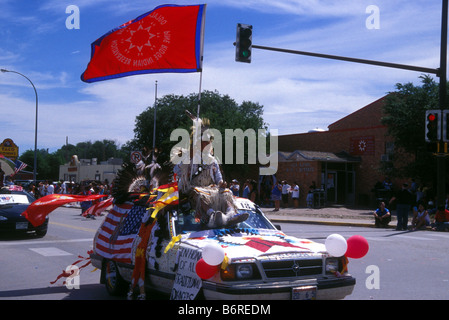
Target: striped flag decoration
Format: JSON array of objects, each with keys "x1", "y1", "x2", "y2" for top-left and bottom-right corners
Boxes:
[{"x1": 94, "y1": 203, "x2": 140, "y2": 264}]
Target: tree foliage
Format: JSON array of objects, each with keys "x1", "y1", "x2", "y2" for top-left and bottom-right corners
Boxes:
[
  {"x1": 19, "y1": 139, "x2": 127, "y2": 180},
  {"x1": 130, "y1": 90, "x2": 267, "y2": 178},
  {"x1": 381, "y1": 75, "x2": 448, "y2": 184}
]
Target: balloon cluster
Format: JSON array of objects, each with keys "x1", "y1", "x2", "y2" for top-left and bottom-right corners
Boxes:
[
  {"x1": 325, "y1": 234, "x2": 369, "y2": 259},
  {"x1": 195, "y1": 243, "x2": 226, "y2": 280}
]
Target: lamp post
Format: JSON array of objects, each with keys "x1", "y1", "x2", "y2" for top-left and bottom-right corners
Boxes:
[{"x1": 1, "y1": 69, "x2": 38, "y2": 185}]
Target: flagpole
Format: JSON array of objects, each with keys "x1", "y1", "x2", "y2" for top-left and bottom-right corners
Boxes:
[
  {"x1": 152, "y1": 80, "x2": 158, "y2": 150},
  {"x1": 197, "y1": 69, "x2": 203, "y2": 118},
  {"x1": 197, "y1": 4, "x2": 206, "y2": 119}
]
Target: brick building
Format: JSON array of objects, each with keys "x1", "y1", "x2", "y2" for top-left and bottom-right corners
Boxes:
[{"x1": 275, "y1": 95, "x2": 393, "y2": 207}]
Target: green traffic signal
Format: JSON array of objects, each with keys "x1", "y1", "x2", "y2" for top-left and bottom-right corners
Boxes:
[{"x1": 236, "y1": 23, "x2": 252, "y2": 63}]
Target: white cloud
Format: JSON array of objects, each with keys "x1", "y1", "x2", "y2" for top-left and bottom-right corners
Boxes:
[{"x1": 2, "y1": 0, "x2": 444, "y2": 155}]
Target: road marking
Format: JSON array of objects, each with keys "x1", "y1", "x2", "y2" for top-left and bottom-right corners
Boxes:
[
  {"x1": 29, "y1": 247, "x2": 73, "y2": 257},
  {"x1": 50, "y1": 221, "x2": 98, "y2": 232},
  {"x1": 0, "y1": 238, "x2": 93, "y2": 246}
]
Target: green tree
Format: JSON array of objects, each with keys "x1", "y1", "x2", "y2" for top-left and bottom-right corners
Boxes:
[
  {"x1": 131, "y1": 90, "x2": 268, "y2": 178},
  {"x1": 19, "y1": 149, "x2": 63, "y2": 181},
  {"x1": 381, "y1": 75, "x2": 448, "y2": 185},
  {"x1": 19, "y1": 139, "x2": 128, "y2": 181}
]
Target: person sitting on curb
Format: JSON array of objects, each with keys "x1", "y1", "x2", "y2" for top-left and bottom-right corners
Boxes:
[
  {"x1": 373, "y1": 201, "x2": 391, "y2": 228},
  {"x1": 432, "y1": 205, "x2": 449, "y2": 231},
  {"x1": 411, "y1": 201, "x2": 430, "y2": 230}
]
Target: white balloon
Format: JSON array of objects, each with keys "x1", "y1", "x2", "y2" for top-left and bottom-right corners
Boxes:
[
  {"x1": 325, "y1": 234, "x2": 347, "y2": 257},
  {"x1": 202, "y1": 243, "x2": 225, "y2": 266}
]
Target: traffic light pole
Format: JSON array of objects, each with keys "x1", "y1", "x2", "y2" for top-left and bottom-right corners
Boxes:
[
  {"x1": 437, "y1": 0, "x2": 448, "y2": 208},
  {"x1": 252, "y1": 44, "x2": 440, "y2": 76}
]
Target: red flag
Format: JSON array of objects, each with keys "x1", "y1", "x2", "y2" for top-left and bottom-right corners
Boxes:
[
  {"x1": 21, "y1": 194, "x2": 106, "y2": 227},
  {"x1": 81, "y1": 4, "x2": 206, "y2": 83},
  {"x1": 82, "y1": 197, "x2": 113, "y2": 217}
]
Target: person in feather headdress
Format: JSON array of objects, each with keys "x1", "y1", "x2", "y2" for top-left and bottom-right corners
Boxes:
[{"x1": 173, "y1": 111, "x2": 248, "y2": 229}]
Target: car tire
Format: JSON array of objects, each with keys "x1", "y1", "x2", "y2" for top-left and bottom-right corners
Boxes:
[{"x1": 103, "y1": 260, "x2": 128, "y2": 296}]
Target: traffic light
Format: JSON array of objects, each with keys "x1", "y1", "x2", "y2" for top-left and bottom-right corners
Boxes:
[
  {"x1": 425, "y1": 110, "x2": 441, "y2": 142},
  {"x1": 235, "y1": 23, "x2": 252, "y2": 63},
  {"x1": 443, "y1": 110, "x2": 449, "y2": 142}
]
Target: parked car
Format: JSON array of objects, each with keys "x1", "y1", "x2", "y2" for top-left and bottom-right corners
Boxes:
[
  {"x1": 90, "y1": 197, "x2": 355, "y2": 300},
  {"x1": 0, "y1": 185, "x2": 48, "y2": 237}
]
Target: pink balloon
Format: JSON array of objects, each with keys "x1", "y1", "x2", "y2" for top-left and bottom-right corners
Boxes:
[
  {"x1": 345, "y1": 235, "x2": 369, "y2": 259},
  {"x1": 195, "y1": 258, "x2": 219, "y2": 279}
]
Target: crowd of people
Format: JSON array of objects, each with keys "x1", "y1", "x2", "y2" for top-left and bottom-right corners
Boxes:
[
  {"x1": 22, "y1": 180, "x2": 111, "y2": 200},
  {"x1": 229, "y1": 177, "x2": 301, "y2": 212},
  {"x1": 373, "y1": 179, "x2": 449, "y2": 231}
]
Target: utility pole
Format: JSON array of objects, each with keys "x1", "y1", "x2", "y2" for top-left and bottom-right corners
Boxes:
[{"x1": 437, "y1": 0, "x2": 448, "y2": 207}]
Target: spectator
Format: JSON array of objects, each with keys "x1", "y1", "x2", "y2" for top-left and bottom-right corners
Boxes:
[
  {"x1": 54, "y1": 182, "x2": 61, "y2": 194},
  {"x1": 281, "y1": 180, "x2": 290, "y2": 208},
  {"x1": 248, "y1": 180, "x2": 257, "y2": 203},
  {"x1": 29, "y1": 184, "x2": 37, "y2": 198},
  {"x1": 271, "y1": 180, "x2": 282, "y2": 212},
  {"x1": 290, "y1": 182, "x2": 300, "y2": 208},
  {"x1": 389, "y1": 183, "x2": 413, "y2": 231},
  {"x1": 373, "y1": 201, "x2": 391, "y2": 228},
  {"x1": 411, "y1": 201, "x2": 430, "y2": 230},
  {"x1": 383, "y1": 178, "x2": 393, "y2": 190},
  {"x1": 230, "y1": 179, "x2": 240, "y2": 197},
  {"x1": 306, "y1": 186, "x2": 314, "y2": 208},
  {"x1": 79, "y1": 184, "x2": 93, "y2": 217},
  {"x1": 38, "y1": 182, "x2": 46, "y2": 197},
  {"x1": 46, "y1": 181, "x2": 54, "y2": 194},
  {"x1": 242, "y1": 179, "x2": 250, "y2": 199},
  {"x1": 432, "y1": 205, "x2": 449, "y2": 231}
]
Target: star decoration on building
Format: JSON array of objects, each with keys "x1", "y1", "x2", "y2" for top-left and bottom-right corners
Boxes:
[{"x1": 358, "y1": 140, "x2": 367, "y2": 152}]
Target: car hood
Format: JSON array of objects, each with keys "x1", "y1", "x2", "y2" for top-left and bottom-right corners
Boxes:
[
  {"x1": 0, "y1": 203, "x2": 29, "y2": 218},
  {"x1": 181, "y1": 228, "x2": 326, "y2": 260}
]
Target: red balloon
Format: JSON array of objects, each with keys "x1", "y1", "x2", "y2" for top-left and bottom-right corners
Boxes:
[
  {"x1": 195, "y1": 258, "x2": 219, "y2": 279},
  {"x1": 345, "y1": 235, "x2": 369, "y2": 259}
]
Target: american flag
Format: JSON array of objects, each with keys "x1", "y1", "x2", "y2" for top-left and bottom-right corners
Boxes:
[
  {"x1": 94, "y1": 203, "x2": 147, "y2": 263},
  {"x1": 13, "y1": 159, "x2": 27, "y2": 176},
  {"x1": 82, "y1": 197, "x2": 113, "y2": 217}
]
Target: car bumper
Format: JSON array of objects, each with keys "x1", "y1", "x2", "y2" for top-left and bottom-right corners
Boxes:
[
  {"x1": 0, "y1": 217, "x2": 48, "y2": 233},
  {"x1": 202, "y1": 276, "x2": 355, "y2": 300},
  {"x1": 90, "y1": 252, "x2": 355, "y2": 300}
]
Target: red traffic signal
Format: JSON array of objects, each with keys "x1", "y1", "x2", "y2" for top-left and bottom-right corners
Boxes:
[{"x1": 425, "y1": 110, "x2": 441, "y2": 142}]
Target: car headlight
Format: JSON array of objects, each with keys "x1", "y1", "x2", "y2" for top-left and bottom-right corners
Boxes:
[
  {"x1": 221, "y1": 263, "x2": 261, "y2": 281},
  {"x1": 0, "y1": 216, "x2": 7, "y2": 222},
  {"x1": 325, "y1": 258, "x2": 341, "y2": 275}
]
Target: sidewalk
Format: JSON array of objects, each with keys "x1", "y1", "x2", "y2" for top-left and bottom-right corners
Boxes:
[{"x1": 263, "y1": 205, "x2": 391, "y2": 228}]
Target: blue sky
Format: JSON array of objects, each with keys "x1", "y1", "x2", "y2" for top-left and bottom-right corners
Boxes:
[{"x1": 0, "y1": 0, "x2": 443, "y2": 156}]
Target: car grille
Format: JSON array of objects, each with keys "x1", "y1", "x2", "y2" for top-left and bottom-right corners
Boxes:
[{"x1": 261, "y1": 259, "x2": 323, "y2": 278}]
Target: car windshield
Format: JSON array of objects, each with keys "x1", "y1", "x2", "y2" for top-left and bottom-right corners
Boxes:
[
  {"x1": 0, "y1": 186, "x2": 35, "y2": 205},
  {"x1": 175, "y1": 206, "x2": 276, "y2": 234}
]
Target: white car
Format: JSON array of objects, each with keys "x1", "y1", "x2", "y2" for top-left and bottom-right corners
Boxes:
[{"x1": 90, "y1": 197, "x2": 355, "y2": 300}]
